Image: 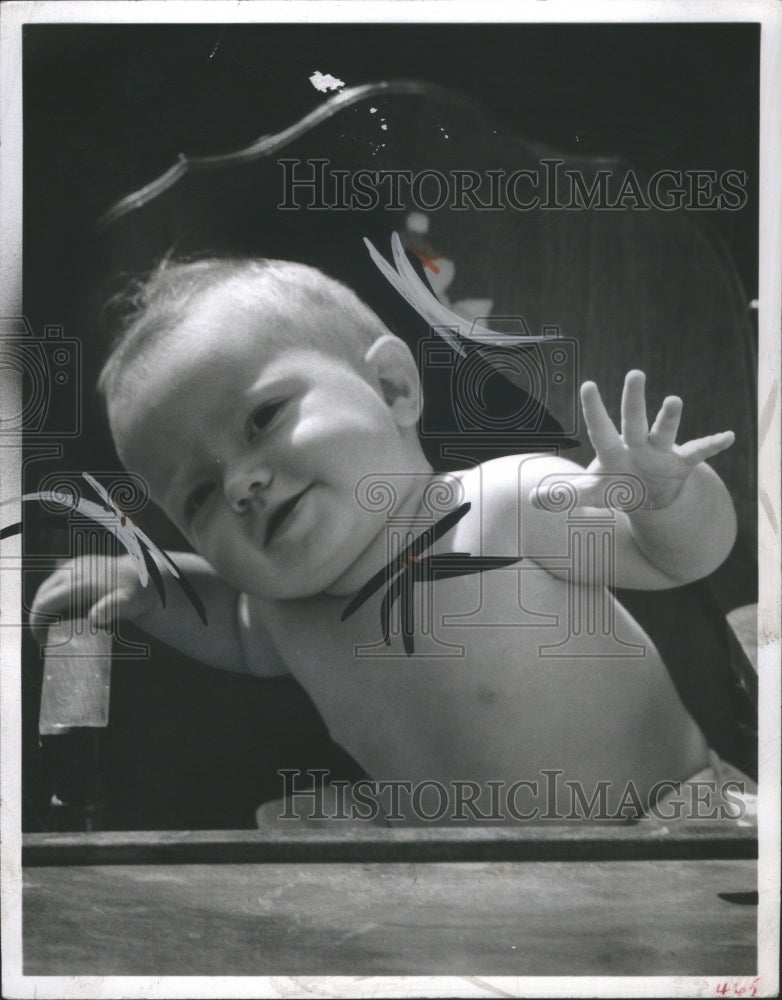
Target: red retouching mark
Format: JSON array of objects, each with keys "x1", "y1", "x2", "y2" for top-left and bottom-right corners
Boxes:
[
  {"x1": 104, "y1": 504, "x2": 137, "y2": 529},
  {"x1": 399, "y1": 555, "x2": 421, "y2": 571},
  {"x1": 407, "y1": 242, "x2": 442, "y2": 274},
  {"x1": 715, "y1": 978, "x2": 762, "y2": 998}
]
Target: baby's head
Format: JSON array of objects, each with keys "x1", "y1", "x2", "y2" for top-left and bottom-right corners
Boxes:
[
  {"x1": 100, "y1": 257, "x2": 428, "y2": 599},
  {"x1": 99, "y1": 258, "x2": 390, "y2": 401}
]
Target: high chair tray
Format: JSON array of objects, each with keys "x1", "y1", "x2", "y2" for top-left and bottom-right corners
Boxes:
[{"x1": 23, "y1": 826, "x2": 757, "y2": 976}]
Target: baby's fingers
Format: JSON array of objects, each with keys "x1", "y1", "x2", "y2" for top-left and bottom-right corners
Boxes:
[
  {"x1": 31, "y1": 568, "x2": 71, "y2": 606},
  {"x1": 88, "y1": 584, "x2": 153, "y2": 631},
  {"x1": 580, "y1": 381, "x2": 623, "y2": 460},
  {"x1": 649, "y1": 396, "x2": 683, "y2": 451},
  {"x1": 29, "y1": 573, "x2": 77, "y2": 645},
  {"x1": 620, "y1": 370, "x2": 649, "y2": 448},
  {"x1": 29, "y1": 608, "x2": 63, "y2": 647},
  {"x1": 677, "y1": 430, "x2": 735, "y2": 466},
  {"x1": 88, "y1": 591, "x2": 123, "y2": 631}
]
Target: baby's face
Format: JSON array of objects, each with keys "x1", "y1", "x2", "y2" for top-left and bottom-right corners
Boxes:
[{"x1": 111, "y1": 292, "x2": 421, "y2": 599}]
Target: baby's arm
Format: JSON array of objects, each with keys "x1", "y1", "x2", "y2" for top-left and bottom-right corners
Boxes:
[
  {"x1": 516, "y1": 370, "x2": 737, "y2": 589},
  {"x1": 31, "y1": 552, "x2": 288, "y2": 676}
]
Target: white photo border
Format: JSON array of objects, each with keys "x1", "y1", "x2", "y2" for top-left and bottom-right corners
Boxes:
[{"x1": 1, "y1": 1, "x2": 780, "y2": 997}]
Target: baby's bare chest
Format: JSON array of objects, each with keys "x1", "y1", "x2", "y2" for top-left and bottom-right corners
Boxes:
[
  {"x1": 248, "y1": 558, "x2": 701, "y2": 791},
  {"x1": 267, "y1": 562, "x2": 560, "y2": 664},
  {"x1": 258, "y1": 568, "x2": 549, "y2": 766},
  {"x1": 260, "y1": 567, "x2": 585, "y2": 732}
]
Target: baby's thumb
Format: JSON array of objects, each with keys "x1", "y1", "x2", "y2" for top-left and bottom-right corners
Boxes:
[
  {"x1": 531, "y1": 472, "x2": 646, "y2": 513},
  {"x1": 529, "y1": 475, "x2": 594, "y2": 512}
]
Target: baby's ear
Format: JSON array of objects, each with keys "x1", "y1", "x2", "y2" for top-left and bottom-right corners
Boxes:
[{"x1": 363, "y1": 334, "x2": 422, "y2": 427}]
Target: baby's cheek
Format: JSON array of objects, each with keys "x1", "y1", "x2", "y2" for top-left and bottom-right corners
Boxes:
[
  {"x1": 294, "y1": 410, "x2": 356, "y2": 446},
  {"x1": 193, "y1": 523, "x2": 241, "y2": 579},
  {"x1": 210, "y1": 550, "x2": 259, "y2": 594}
]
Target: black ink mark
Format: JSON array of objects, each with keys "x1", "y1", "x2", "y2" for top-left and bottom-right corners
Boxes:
[
  {"x1": 341, "y1": 502, "x2": 520, "y2": 655},
  {"x1": 717, "y1": 891, "x2": 758, "y2": 906},
  {"x1": 1, "y1": 474, "x2": 207, "y2": 625}
]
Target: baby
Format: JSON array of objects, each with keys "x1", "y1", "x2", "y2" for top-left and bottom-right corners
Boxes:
[{"x1": 32, "y1": 257, "x2": 740, "y2": 823}]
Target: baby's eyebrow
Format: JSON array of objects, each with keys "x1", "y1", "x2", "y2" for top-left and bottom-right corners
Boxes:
[{"x1": 244, "y1": 371, "x2": 303, "y2": 396}]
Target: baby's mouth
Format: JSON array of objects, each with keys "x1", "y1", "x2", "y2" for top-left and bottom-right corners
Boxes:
[{"x1": 264, "y1": 487, "x2": 310, "y2": 546}]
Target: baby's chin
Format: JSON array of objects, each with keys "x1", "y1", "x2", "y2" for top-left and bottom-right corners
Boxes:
[
  {"x1": 231, "y1": 556, "x2": 375, "y2": 604},
  {"x1": 221, "y1": 558, "x2": 362, "y2": 603},
  {"x1": 202, "y1": 516, "x2": 390, "y2": 601}
]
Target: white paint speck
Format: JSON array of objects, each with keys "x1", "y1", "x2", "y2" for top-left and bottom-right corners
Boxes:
[
  {"x1": 407, "y1": 212, "x2": 429, "y2": 234},
  {"x1": 309, "y1": 71, "x2": 346, "y2": 93},
  {"x1": 369, "y1": 107, "x2": 377, "y2": 113},
  {"x1": 380, "y1": 123, "x2": 388, "y2": 131}
]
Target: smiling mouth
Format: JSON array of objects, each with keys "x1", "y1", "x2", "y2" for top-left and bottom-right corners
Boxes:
[{"x1": 264, "y1": 487, "x2": 310, "y2": 545}]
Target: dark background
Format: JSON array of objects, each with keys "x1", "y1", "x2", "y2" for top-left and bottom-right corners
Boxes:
[{"x1": 21, "y1": 22, "x2": 759, "y2": 830}]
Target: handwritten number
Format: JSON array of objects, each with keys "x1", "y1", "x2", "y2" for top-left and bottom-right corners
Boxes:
[{"x1": 715, "y1": 981, "x2": 762, "y2": 998}]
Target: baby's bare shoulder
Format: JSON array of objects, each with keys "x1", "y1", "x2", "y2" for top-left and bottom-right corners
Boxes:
[
  {"x1": 466, "y1": 451, "x2": 579, "y2": 513},
  {"x1": 477, "y1": 451, "x2": 579, "y2": 489}
]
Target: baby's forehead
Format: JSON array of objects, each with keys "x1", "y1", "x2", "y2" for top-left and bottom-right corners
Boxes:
[
  {"x1": 108, "y1": 268, "x2": 372, "y2": 422},
  {"x1": 135, "y1": 303, "x2": 293, "y2": 384},
  {"x1": 196, "y1": 274, "x2": 349, "y2": 327},
  {"x1": 173, "y1": 285, "x2": 350, "y2": 360},
  {"x1": 114, "y1": 318, "x2": 352, "y2": 429}
]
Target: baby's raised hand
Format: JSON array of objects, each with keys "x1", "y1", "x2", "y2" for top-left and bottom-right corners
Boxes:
[{"x1": 577, "y1": 370, "x2": 734, "y2": 511}]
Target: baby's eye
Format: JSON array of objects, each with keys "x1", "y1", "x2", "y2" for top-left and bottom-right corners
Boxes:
[
  {"x1": 248, "y1": 401, "x2": 282, "y2": 435},
  {"x1": 184, "y1": 483, "x2": 215, "y2": 521}
]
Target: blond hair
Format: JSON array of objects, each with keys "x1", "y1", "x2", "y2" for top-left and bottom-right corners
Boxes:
[{"x1": 98, "y1": 256, "x2": 391, "y2": 401}]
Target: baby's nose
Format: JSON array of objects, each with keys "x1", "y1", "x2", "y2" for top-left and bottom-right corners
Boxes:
[{"x1": 224, "y1": 461, "x2": 273, "y2": 512}]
